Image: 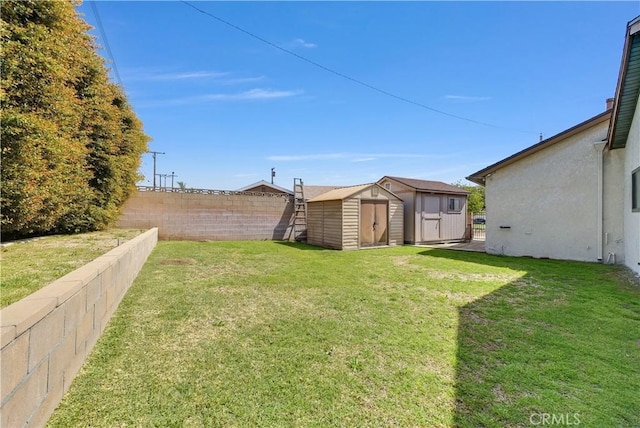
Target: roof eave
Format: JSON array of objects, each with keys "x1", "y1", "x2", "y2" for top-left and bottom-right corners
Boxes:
[
  {"x1": 466, "y1": 110, "x2": 611, "y2": 186},
  {"x1": 380, "y1": 176, "x2": 470, "y2": 195},
  {"x1": 607, "y1": 16, "x2": 640, "y2": 150}
]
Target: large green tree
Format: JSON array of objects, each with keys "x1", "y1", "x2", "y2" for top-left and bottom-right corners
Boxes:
[
  {"x1": 453, "y1": 181, "x2": 485, "y2": 213},
  {"x1": 1, "y1": 0, "x2": 149, "y2": 238}
]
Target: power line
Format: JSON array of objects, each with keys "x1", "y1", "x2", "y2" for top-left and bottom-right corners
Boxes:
[
  {"x1": 90, "y1": 1, "x2": 123, "y2": 86},
  {"x1": 180, "y1": 1, "x2": 537, "y2": 135}
]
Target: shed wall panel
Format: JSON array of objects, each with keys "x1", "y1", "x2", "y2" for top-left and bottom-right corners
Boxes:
[
  {"x1": 342, "y1": 199, "x2": 359, "y2": 250},
  {"x1": 438, "y1": 194, "x2": 468, "y2": 241},
  {"x1": 307, "y1": 184, "x2": 404, "y2": 250},
  {"x1": 400, "y1": 192, "x2": 415, "y2": 244},
  {"x1": 322, "y1": 201, "x2": 343, "y2": 249},
  {"x1": 378, "y1": 179, "x2": 417, "y2": 243},
  {"x1": 306, "y1": 203, "x2": 325, "y2": 247},
  {"x1": 389, "y1": 201, "x2": 404, "y2": 245}
]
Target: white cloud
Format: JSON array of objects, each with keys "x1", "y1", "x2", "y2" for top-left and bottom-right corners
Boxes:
[
  {"x1": 138, "y1": 88, "x2": 302, "y2": 108},
  {"x1": 203, "y1": 88, "x2": 303, "y2": 101},
  {"x1": 287, "y1": 38, "x2": 317, "y2": 49},
  {"x1": 221, "y1": 76, "x2": 266, "y2": 85},
  {"x1": 125, "y1": 69, "x2": 268, "y2": 84},
  {"x1": 267, "y1": 152, "x2": 452, "y2": 162},
  {"x1": 267, "y1": 153, "x2": 347, "y2": 162},
  {"x1": 444, "y1": 95, "x2": 492, "y2": 102},
  {"x1": 148, "y1": 71, "x2": 230, "y2": 81}
]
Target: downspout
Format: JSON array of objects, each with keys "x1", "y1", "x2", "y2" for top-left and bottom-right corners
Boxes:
[{"x1": 594, "y1": 142, "x2": 606, "y2": 262}]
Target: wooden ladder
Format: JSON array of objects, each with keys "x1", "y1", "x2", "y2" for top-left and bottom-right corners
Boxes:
[{"x1": 293, "y1": 178, "x2": 307, "y2": 241}]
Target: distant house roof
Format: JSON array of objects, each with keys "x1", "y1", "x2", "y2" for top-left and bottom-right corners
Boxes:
[
  {"x1": 466, "y1": 110, "x2": 611, "y2": 186},
  {"x1": 236, "y1": 180, "x2": 293, "y2": 194},
  {"x1": 302, "y1": 185, "x2": 343, "y2": 201},
  {"x1": 380, "y1": 176, "x2": 469, "y2": 195},
  {"x1": 308, "y1": 183, "x2": 400, "y2": 202},
  {"x1": 608, "y1": 15, "x2": 640, "y2": 149}
]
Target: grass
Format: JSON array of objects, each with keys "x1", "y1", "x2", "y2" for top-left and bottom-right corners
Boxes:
[
  {"x1": 47, "y1": 241, "x2": 639, "y2": 427},
  {"x1": 0, "y1": 229, "x2": 144, "y2": 308}
]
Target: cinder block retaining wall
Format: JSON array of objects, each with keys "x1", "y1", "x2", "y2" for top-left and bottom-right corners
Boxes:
[
  {"x1": 116, "y1": 188, "x2": 294, "y2": 241},
  {"x1": 0, "y1": 228, "x2": 158, "y2": 427}
]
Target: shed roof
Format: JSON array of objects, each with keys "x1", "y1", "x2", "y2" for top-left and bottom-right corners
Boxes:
[
  {"x1": 608, "y1": 16, "x2": 640, "y2": 149},
  {"x1": 380, "y1": 176, "x2": 469, "y2": 195},
  {"x1": 308, "y1": 183, "x2": 400, "y2": 202},
  {"x1": 465, "y1": 110, "x2": 611, "y2": 186},
  {"x1": 302, "y1": 185, "x2": 343, "y2": 201}
]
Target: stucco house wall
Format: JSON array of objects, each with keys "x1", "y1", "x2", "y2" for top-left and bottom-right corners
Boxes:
[
  {"x1": 610, "y1": 15, "x2": 640, "y2": 275},
  {"x1": 484, "y1": 121, "x2": 609, "y2": 261},
  {"x1": 602, "y1": 146, "x2": 627, "y2": 263},
  {"x1": 623, "y1": 99, "x2": 640, "y2": 274},
  {"x1": 468, "y1": 17, "x2": 639, "y2": 272}
]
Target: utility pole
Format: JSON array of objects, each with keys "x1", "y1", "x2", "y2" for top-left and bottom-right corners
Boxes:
[
  {"x1": 169, "y1": 172, "x2": 177, "y2": 189},
  {"x1": 271, "y1": 167, "x2": 276, "y2": 184},
  {"x1": 159, "y1": 174, "x2": 169, "y2": 190},
  {"x1": 148, "y1": 151, "x2": 165, "y2": 190}
]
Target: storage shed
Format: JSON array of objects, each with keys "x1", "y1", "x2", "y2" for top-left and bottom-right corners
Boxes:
[
  {"x1": 377, "y1": 176, "x2": 469, "y2": 244},
  {"x1": 306, "y1": 183, "x2": 404, "y2": 250}
]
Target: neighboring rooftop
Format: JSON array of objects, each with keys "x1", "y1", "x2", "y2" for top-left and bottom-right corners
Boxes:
[{"x1": 236, "y1": 180, "x2": 293, "y2": 194}]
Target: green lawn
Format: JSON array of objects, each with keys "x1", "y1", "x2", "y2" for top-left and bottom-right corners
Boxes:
[
  {"x1": 48, "y1": 241, "x2": 640, "y2": 427},
  {"x1": 0, "y1": 229, "x2": 144, "y2": 308}
]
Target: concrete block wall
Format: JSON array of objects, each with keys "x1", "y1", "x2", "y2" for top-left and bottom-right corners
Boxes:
[
  {"x1": 0, "y1": 228, "x2": 158, "y2": 427},
  {"x1": 116, "y1": 189, "x2": 294, "y2": 241}
]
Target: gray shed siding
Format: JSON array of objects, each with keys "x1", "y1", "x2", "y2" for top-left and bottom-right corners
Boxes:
[
  {"x1": 378, "y1": 178, "x2": 467, "y2": 244},
  {"x1": 414, "y1": 193, "x2": 467, "y2": 243},
  {"x1": 379, "y1": 179, "x2": 416, "y2": 243}
]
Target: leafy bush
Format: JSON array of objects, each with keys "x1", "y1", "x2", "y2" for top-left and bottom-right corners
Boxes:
[{"x1": 1, "y1": 0, "x2": 149, "y2": 238}]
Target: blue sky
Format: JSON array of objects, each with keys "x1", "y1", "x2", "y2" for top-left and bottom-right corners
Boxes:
[{"x1": 77, "y1": 1, "x2": 640, "y2": 191}]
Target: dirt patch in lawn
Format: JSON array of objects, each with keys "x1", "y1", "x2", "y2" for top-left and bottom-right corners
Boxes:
[{"x1": 160, "y1": 258, "x2": 197, "y2": 265}]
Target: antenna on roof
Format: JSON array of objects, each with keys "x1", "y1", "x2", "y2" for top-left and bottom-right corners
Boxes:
[
  {"x1": 271, "y1": 167, "x2": 276, "y2": 184},
  {"x1": 539, "y1": 132, "x2": 543, "y2": 142}
]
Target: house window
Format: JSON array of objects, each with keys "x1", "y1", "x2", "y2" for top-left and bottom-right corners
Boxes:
[
  {"x1": 633, "y1": 167, "x2": 640, "y2": 212},
  {"x1": 385, "y1": 183, "x2": 390, "y2": 189},
  {"x1": 448, "y1": 198, "x2": 462, "y2": 212}
]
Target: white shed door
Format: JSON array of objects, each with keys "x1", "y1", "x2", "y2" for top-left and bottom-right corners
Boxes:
[{"x1": 421, "y1": 195, "x2": 440, "y2": 241}]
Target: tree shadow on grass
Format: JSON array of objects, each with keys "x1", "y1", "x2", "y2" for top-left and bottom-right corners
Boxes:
[{"x1": 419, "y1": 249, "x2": 640, "y2": 427}]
